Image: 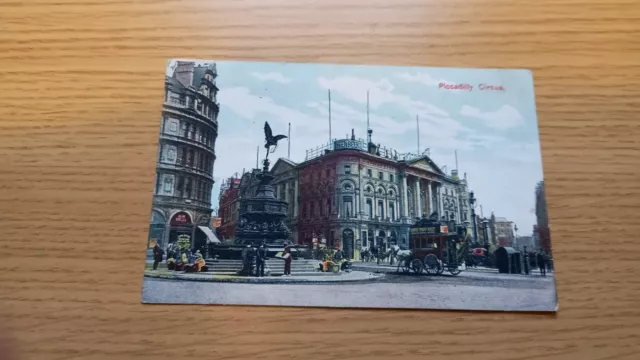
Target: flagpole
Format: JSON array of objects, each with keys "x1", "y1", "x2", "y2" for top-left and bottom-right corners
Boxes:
[
  {"x1": 328, "y1": 89, "x2": 332, "y2": 146},
  {"x1": 256, "y1": 146, "x2": 259, "y2": 169},
  {"x1": 288, "y1": 122, "x2": 291, "y2": 159},
  {"x1": 366, "y1": 91, "x2": 370, "y2": 132},
  {"x1": 416, "y1": 115, "x2": 420, "y2": 155}
]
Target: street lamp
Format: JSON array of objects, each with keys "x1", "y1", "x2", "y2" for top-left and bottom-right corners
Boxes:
[
  {"x1": 514, "y1": 223, "x2": 519, "y2": 247},
  {"x1": 469, "y1": 191, "x2": 478, "y2": 245},
  {"x1": 482, "y1": 219, "x2": 489, "y2": 248}
]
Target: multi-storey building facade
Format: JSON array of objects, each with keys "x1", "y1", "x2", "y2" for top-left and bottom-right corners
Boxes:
[
  {"x1": 494, "y1": 217, "x2": 515, "y2": 247},
  {"x1": 217, "y1": 176, "x2": 241, "y2": 241},
  {"x1": 265, "y1": 131, "x2": 472, "y2": 260},
  {"x1": 149, "y1": 61, "x2": 219, "y2": 253},
  {"x1": 534, "y1": 181, "x2": 551, "y2": 254}
]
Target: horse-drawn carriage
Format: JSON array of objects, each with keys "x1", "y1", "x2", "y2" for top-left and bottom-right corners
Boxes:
[{"x1": 395, "y1": 214, "x2": 469, "y2": 276}]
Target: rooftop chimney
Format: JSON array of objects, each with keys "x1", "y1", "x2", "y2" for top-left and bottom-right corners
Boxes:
[
  {"x1": 451, "y1": 169, "x2": 459, "y2": 180},
  {"x1": 351, "y1": 129, "x2": 356, "y2": 140},
  {"x1": 174, "y1": 61, "x2": 195, "y2": 87}
]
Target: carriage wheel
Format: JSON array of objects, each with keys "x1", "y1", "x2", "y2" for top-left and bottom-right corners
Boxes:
[
  {"x1": 411, "y1": 259, "x2": 423, "y2": 274},
  {"x1": 448, "y1": 266, "x2": 461, "y2": 276},
  {"x1": 423, "y1": 255, "x2": 440, "y2": 275}
]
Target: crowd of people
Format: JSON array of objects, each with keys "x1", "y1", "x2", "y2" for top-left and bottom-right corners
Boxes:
[
  {"x1": 152, "y1": 243, "x2": 208, "y2": 273},
  {"x1": 239, "y1": 242, "x2": 293, "y2": 277}
]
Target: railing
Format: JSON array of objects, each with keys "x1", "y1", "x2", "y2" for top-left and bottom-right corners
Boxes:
[
  {"x1": 304, "y1": 138, "x2": 409, "y2": 162},
  {"x1": 159, "y1": 133, "x2": 214, "y2": 152},
  {"x1": 157, "y1": 161, "x2": 214, "y2": 179},
  {"x1": 153, "y1": 195, "x2": 211, "y2": 209}
]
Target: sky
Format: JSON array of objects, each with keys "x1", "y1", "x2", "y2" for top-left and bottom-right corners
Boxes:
[{"x1": 167, "y1": 60, "x2": 545, "y2": 234}]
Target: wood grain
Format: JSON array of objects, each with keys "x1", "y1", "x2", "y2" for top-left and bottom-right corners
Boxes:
[{"x1": 1, "y1": 0, "x2": 639, "y2": 359}]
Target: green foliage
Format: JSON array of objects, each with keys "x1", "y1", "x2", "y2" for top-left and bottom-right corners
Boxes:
[{"x1": 177, "y1": 235, "x2": 191, "y2": 250}]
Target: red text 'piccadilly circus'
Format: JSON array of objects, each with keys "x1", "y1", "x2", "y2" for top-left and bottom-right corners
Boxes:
[{"x1": 438, "y1": 82, "x2": 505, "y2": 92}]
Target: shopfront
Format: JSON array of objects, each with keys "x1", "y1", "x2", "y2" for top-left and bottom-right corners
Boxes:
[{"x1": 169, "y1": 211, "x2": 193, "y2": 246}]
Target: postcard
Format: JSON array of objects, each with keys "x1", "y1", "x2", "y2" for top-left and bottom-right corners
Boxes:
[{"x1": 141, "y1": 59, "x2": 557, "y2": 312}]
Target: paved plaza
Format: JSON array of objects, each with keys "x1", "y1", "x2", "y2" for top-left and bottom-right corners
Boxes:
[{"x1": 142, "y1": 270, "x2": 557, "y2": 312}]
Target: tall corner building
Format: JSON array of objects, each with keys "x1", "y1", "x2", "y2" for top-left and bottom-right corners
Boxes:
[{"x1": 148, "y1": 61, "x2": 219, "y2": 252}]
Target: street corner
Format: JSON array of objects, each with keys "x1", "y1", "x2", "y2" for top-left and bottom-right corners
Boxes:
[{"x1": 144, "y1": 269, "x2": 384, "y2": 284}]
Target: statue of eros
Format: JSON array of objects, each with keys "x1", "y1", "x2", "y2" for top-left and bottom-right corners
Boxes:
[{"x1": 263, "y1": 121, "x2": 287, "y2": 159}]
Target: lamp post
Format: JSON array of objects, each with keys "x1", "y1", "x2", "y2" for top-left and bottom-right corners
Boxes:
[
  {"x1": 469, "y1": 191, "x2": 478, "y2": 245},
  {"x1": 513, "y1": 223, "x2": 518, "y2": 247},
  {"x1": 482, "y1": 219, "x2": 489, "y2": 248}
]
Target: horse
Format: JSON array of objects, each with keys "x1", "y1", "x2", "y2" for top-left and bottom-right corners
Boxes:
[{"x1": 390, "y1": 244, "x2": 413, "y2": 272}]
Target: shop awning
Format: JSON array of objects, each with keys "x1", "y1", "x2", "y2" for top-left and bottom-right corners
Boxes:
[{"x1": 198, "y1": 226, "x2": 221, "y2": 244}]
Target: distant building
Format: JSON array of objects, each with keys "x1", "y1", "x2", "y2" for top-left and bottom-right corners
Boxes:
[
  {"x1": 534, "y1": 181, "x2": 552, "y2": 254},
  {"x1": 475, "y1": 214, "x2": 497, "y2": 249},
  {"x1": 149, "y1": 61, "x2": 220, "y2": 253},
  {"x1": 514, "y1": 235, "x2": 536, "y2": 249},
  {"x1": 217, "y1": 175, "x2": 242, "y2": 241},
  {"x1": 494, "y1": 217, "x2": 515, "y2": 247},
  {"x1": 263, "y1": 130, "x2": 471, "y2": 260}
]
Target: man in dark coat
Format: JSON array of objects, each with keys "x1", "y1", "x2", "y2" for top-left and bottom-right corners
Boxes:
[
  {"x1": 256, "y1": 243, "x2": 268, "y2": 277},
  {"x1": 152, "y1": 243, "x2": 164, "y2": 270},
  {"x1": 537, "y1": 250, "x2": 546, "y2": 277},
  {"x1": 241, "y1": 245, "x2": 253, "y2": 276}
]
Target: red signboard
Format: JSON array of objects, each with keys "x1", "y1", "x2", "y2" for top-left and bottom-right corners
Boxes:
[{"x1": 170, "y1": 212, "x2": 192, "y2": 226}]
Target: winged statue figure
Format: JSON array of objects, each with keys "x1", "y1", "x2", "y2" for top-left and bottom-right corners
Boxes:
[{"x1": 264, "y1": 121, "x2": 288, "y2": 155}]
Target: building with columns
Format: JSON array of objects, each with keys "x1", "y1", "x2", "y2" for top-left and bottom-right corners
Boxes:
[
  {"x1": 148, "y1": 61, "x2": 220, "y2": 253},
  {"x1": 261, "y1": 130, "x2": 472, "y2": 260}
]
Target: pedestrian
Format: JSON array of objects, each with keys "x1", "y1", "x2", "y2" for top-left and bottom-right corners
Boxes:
[
  {"x1": 152, "y1": 243, "x2": 164, "y2": 270},
  {"x1": 256, "y1": 243, "x2": 268, "y2": 277},
  {"x1": 282, "y1": 246, "x2": 292, "y2": 276},
  {"x1": 241, "y1": 245, "x2": 252, "y2": 276},
  {"x1": 537, "y1": 250, "x2": 546, "y2": 277}
]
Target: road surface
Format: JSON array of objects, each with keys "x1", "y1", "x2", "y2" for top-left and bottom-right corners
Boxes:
[{"x1": 142, "y1": 270, "x2": 557, "y2": 312}]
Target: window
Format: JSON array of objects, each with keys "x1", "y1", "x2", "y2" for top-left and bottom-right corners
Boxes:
[
  {"x1": 362, "y1": 231, "x2": 368, "y2": 248},
  {"x1": 326, "y1": 198, "x2": 331, "y2": 215},
  {"x1": 389, "y1": 174, "x2": 394, "y2": 182},
  {"x1": 187, "y1": 149, "x2": 194, "y2": 166},
  {"x1": 325, "y1": 169, "x2": 330, "y2": 177},
  {"x1": 377, "y1": 200, "x2": 384, "y2": 218},
  {"x1": 179, "y1": 122, "x2": 187, "y2": 137},
  {"x1": 155, "y1": 174, "x2": 161, "y2": 195},
  {"x1": 366, "y1": 199, "x2": 373, "y2": 217},
  {"x1": 378, "y1": 188, "x2": 384, "y2": 196},
  {"x1": 389, "y1": 202, "x2": 395, "y2": 221},
  {"x1": 166, "y1": 148, "x2": 176, "y2": 162},
  {"x1": 185, "y1": 178, "x2": 192, "y2": 198},
  {"x1": 378, "y1": 171, "x2": 383, "y2": 180},
  {"x1": 163, "y1": 176, "x2": 173, "y2": 193},
  {"x1": 367, "y1": 169, "x2": 372, "y2": 177},
  {"x1": 343, "y1": 196, "x2": 353, "y2": 218},
  {"x1": 344, "y1": 165, "x2": 351, "y2": 174},
  {"x1": 169, "y1": 121, "x2": 178, "y2": 133},
  {"x1": 303, "y1": 203, "x2": 308, "y2": 218},
  {"x1": 175, "y1": 176, "x2": 184, "y2": 197},
  {"x1": 176, "y1": 147, "x2": 184, "y2": 165},
  {"x1": 188, "y1": 124, "x2": 195, "y2": 139},
  {"x1": 343, "y1": 183, "x2": 352, "y2": 191}
]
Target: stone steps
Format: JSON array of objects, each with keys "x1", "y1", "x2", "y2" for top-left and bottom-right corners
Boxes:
[{"x1": 207, "y1": 259, "x2": 318, "y2": 273}]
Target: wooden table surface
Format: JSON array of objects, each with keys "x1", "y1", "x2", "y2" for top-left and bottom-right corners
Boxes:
[{"x1": 1, "y1": 0, "x2": 639, "y2": 359}]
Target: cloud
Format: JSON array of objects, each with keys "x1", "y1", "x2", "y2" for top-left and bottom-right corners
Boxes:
[
  {"x1": 317, "y1": 76, "x2": 448, "y2": 117},
  {"x1": 460, "y1": 105, "x2": 525, "y2": 130},
  {"x1": 397, "y1": 72, "x2": 440, "y2": 86},
  {"x1": 250, "y1": 72, "x2": 292, "y2": 84}
]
